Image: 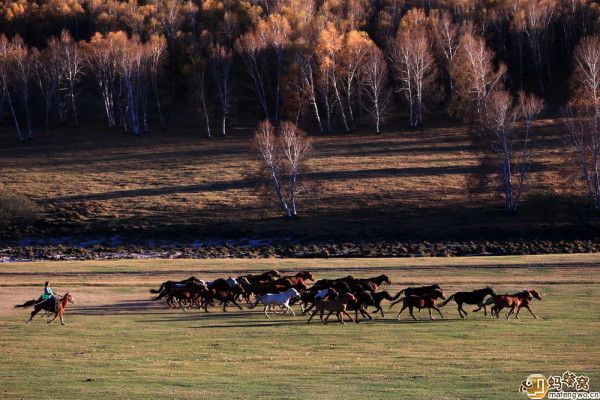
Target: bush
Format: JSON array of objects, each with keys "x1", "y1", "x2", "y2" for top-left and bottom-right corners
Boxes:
[{"x1": 0, "y1": 191, "x2": 40, "y2": 228}]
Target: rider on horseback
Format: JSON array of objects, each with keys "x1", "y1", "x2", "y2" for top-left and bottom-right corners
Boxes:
[{"x1": 38, "y1": 281, "x2": 55, "y2": 304}]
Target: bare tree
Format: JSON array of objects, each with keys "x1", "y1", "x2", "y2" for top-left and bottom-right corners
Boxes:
[
  {"x1": 82, "y1": 31, "x2": 125, "y2": 129},
  {"x1": 10, "y1": 35, "x2": 32, "y2": 139},
  {"x1": 390, "y1": 27, "x2": 437, "y2": 127},
  {"x1": 210, "y1": 43, "x2": 233, "y2": 136},
  {"x1": 146, "y1": 34, "x2": 167, "y2": 130},
  {"x1": 253, "y1": 120, "x2": 313, "y2": 217},
  {"x1": 0, "y1": 34, "x2": 22, "y2": 141},
  {"x1": 430, "y1": 10, "x2": 460, "y2": 91},
  {"x1": 58, "y1": 30, "x2": 84, "y2": 127},
  {"x1": 361, "y1": 42, "x2": 391, "y2": 133},
  {"x1": 279, "y1": 121, "x2": 312, "y2": 216},
  {"x1": 562, "y1": 35, "x2": 600, "y2": 209},
  {"x1": 449, "y1": 32, "x2": 507, "y2": 123},
  {"x1": 254, "y1": 120, "x2": 291, "y2": 217},
  {"x1": 480, "y1": 90, "x2": 543, "y2": 211}
]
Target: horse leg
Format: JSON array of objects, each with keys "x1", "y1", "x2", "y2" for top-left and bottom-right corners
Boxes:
[
  {"x1": 360, "y1": 307, "x2": 372, "y2": 321},
  {"x1": 397, "y1": 305, "x2": 406, "y2": 320},
  {"x1": 264, "y1": 305, "x2": 270, "y2": 318},
  {"x1": 27, "y1": 307, "x2": 40, "y2": 324},
  {"x1": 343, "y1": 310, "x2": 356, "y2": 324},
  {"x1": 233, "y1": 300, "x2": 243, "y2": 310},
  {"x1": 336, "y1": 312, "x2": 345, "y2": 325},
  {"x1": 287, "y1": 305, "x2": 295, "y2": 316},
  {"x1": 524, "y1": 305, "x2": 538, "y2": 319},
  {"x1": 434, "y1": 306, "x2": 444, "y2": 318},
  {"x1": 409, "y1": 306, "x2": 417, "y2": 321},
  {"x1": 457, "y1": 304, "x2": 464, "y2": 318},
  {"x1": 506, "y1": 306, "x2": 515, "y2": 320},
  {"x1": 429, "y1": 308, "x2": 434, "y2": 320},
  {"x1": 378, "y1": 306, "x2": 384, "y2": 318},
  {"x1": 59, "y1": 312, "x2": 66, "y2": 325},
  {"x1": 307, "y1": 309, "x2": 316, "y2": 324},
  {"x1": 48, "y1": 312, "x2": 58, "y2": 324},
  {"x1": 323, "y1": 311, "x2": 332, "y2": 324},
  {"x1": 459, "y1": 303, "x2": 468, "y2": 317}
]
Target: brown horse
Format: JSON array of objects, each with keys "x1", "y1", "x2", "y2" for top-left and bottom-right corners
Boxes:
[
  {"x1": 17, "y1": 293, "x2": 75, "y2": 325},
  {"x1": 242, "y1": 270, "x2": 282, "y2": 284},
  {"x1": 250, "y1": 278, "x2": 295, "y2": 296},
  {"x1": 307, "y1": 293, "x2": 358, "y2": 325},
  {"x1": 275, "y1": 271, "x2": 314, "y2": 286},
  {"x1": 390, "y1": 288, "x2": 446, "y2": 320},
  {"x1": 515, "y1": 290, "x2": 542, "y2": 319},
  {"x1": 357, "y1": 274, "x2": 391, "y2": 291},
  {"x1": 489, "y1": 291, "x2": 534, "y2": 319}
]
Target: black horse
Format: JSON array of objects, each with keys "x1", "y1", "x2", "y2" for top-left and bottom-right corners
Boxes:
[{"x1": 439, "y1": 287, "x2": 495, "y2": 317}]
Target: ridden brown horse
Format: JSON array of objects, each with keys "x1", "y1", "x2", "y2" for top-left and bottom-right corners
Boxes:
[
  {"x1": 390, "y1": 288, "x2": 446, "y2": 320},
  {"x1": 307, "y1": 293, "x2": 358, "y2": 325},
  {"x1": 17, "y1": 293, "x2": 75, "y2": 325}
]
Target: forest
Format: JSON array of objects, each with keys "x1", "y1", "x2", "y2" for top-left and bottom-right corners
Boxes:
[{"x1": 2, "y1": 0, "x2": 600, "y2": 252}]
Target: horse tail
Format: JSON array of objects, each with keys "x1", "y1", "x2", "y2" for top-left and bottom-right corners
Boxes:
[
  {"x1": 439, "y1": 294, "x2": 455, "y2": 307},
  {"x1": 149, "y1": 283, "x2": 165, "y2": 294},
  {"x1": 391, "y1": 289, "x2": 404, "y2": 301},
  {"x1": 15, "y1": 299, "x2": 36, "y2": 308},
  {"x1": 389, "y1": 297, "x2": 405, "y2": 309}
]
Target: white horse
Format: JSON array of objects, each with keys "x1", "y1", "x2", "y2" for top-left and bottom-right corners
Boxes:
[{"x1": 250, "y1": 288, "x2": 300, "y2": 318}]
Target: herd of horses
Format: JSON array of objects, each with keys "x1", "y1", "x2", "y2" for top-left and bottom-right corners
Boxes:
[{"x1": 150, "y1": 270, "x2": 543, "y2": 324}]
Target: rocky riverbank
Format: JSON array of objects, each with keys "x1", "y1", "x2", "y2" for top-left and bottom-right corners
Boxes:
[{"x1": 1, "y1": 237, "x2": 600, "y2": 262}]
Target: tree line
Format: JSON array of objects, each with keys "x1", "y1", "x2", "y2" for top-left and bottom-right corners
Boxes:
[{"x1": 2, "y1": 0, "x2": 600, "y2": 215}]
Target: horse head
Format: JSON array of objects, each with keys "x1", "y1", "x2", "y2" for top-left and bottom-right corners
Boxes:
[
  {"x1": 528, "y1": 289, "x2": 542, "y2": 301},
  {"x1": 380, "y1": 274, "x2": 391, "y2": 285},
  {"x1": 63, "y1": 292, "x2": 75, "y2": 304},
  {"x1": 300, "y1": 271, "x2": 315, "y2": 281},
  {"x1": 432, "y1": 288, "x2": 446, "y2": 300},
  {"x1": 485, "y1": 286, "x2": 495, "y2": 296}
]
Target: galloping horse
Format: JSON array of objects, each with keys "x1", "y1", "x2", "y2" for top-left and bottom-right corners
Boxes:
[
  {"x1": 275, "y1": 271, "x2": 314, "y2": 286},
  {"x1": 440, "y1": 287, "x2": 495, "y2": 318},
  {"x1": 515, "y1": 290, "x2": 542, "y2": 319},
  {"x1": 489, "y1": 291, "x2": 534, "y2": 319},
  {"x1": 16, "y1": 292, "x2": 75, "y2": 325},
  {"x1": 390, "y1": 288, "x2": 446, "y2": 320},
  {"x1": 249, "y1": 288, "x2": 300, "y2": 318}
]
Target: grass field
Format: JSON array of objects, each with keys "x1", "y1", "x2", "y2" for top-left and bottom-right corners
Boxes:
[
  {"x1": 1, "y1": 254, "x2": 599, "y2": 399},
  {"x1": 1, "y1": 114, "x2": 588, "y2": 242}
]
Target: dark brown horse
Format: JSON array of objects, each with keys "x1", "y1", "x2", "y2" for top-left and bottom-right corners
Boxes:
[
  {"x1": 390, "y1": 288, "x2": 446, "y2": 320},
  {"x1": 200, "y1": 285, "x2": 244, "y2": 312},
  {"x1": 242, "y1": 270, "x2": 282, "y2": 284},
  {"x1": 17, "y1": 293, "x2": 75, "y2": 325},
  {"x1": 357, "y1": 274, "x2": 391, "y2": 291},
  {"x1": 391, "y1": 284, "x2": 442, "y2": 302},
  {"x1": 365, "y1": 290, "x2": 395, "y2": 317},
  {"x1": 440, "y1": 287, "x2": 495, "y2": 318}
]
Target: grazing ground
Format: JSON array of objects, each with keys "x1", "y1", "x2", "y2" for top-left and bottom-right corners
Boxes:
[
  {"x1": 0, "y1": 115, "x2": 590, "y2": 242},
  {"x1": 1, "y1": 254, "x2": 599, "y2": 399}
]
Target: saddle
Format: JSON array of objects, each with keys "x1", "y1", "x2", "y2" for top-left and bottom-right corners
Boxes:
[{"x1": 36, "y1": 295, "x2": 57, "y2": 312}]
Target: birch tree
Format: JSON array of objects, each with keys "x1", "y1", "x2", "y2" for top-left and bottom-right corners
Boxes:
[{"x1": 361, "y1": 42, "x2": 391, "y2": 133}]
